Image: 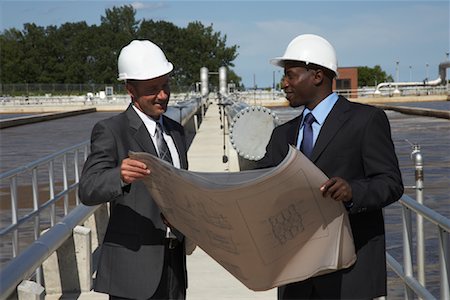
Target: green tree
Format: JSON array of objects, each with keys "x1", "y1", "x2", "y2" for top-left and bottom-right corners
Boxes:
[
  {"x1": 0, "y1": 4, "x2": 241, "y2": 89},
  {"x1": 357, "y1": 65, "x2": 393, "y2": 87},
  {"x1": 0, "y1": 28, "x2": 25, "y2": 83}
]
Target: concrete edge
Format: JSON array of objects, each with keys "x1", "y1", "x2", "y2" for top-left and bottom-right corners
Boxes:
[{"x1": 0, "y1": 108, "x2": 97, "y2": 129}]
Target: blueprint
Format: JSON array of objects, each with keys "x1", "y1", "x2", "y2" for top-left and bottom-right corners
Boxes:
[{"x1": 129, "y1": 146, "x2": 356, "y2": 291}]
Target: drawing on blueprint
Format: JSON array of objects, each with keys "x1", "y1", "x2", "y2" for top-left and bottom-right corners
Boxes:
[{"x1": 269, "y1": 203, "x2": 304, "y2": 244}]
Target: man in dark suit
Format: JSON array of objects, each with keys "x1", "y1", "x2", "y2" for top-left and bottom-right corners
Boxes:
[
  {"x1": 258, "y1": 34, "x2": 404, "y2": 299},
  {"x1": 79, "y1": 40, "x2": 188, "y2": 299}
]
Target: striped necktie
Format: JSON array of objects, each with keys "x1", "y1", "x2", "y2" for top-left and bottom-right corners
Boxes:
[{"x1": 155, "y1": 122, "x2": 173, "y2": 165}]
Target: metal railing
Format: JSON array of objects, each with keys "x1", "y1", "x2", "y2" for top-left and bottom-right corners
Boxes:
[
  {"x1": 385, "y1": 143, "x2": 450, "y2": 299},
  {"x1": 0, "y1": 202, "x2": 101, "y2": 299},
  {"x1": 386, "y1": 194, "x2": 450, "y2": 300},
  {"x1": 0, "y1": 99, "x2": 205, "y2": 299},
  {"x1": 0, "y1": 141, "x2": 90, "y2": 258}
]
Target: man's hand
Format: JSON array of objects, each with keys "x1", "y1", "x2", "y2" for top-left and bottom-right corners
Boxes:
[
  {"x1": 320, "y1": 177, "x2": 353, "y2": 203},
  {"x1": 120, "y1": 158, "x2": 150, "y2": 184}
]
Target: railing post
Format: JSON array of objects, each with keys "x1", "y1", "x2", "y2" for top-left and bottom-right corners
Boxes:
[
  {"x1": 402, "y1": 205, "x2": 414, "y2": 300},
  {"x1": 74, "y1": 150, "x2": 80, "y2": 205},
  {"x1": 17, "y1": 280, "x2": 45, "y2": 300},
  {"x1": 411, "y1": 144, "x2": 425, "y2": 294},
  {"x1": 10, "y1": 176, "x2": 19, "y2": 257},
  {"x1": 31, "y1": 168, "x2": 43, "y2": 286},
  {"x1": 439, "y1": 228, "x2": 449, "y2": 299},
  {"x1": 48, "y1": 160, "x2": 56, "y2": 226},
  {"x1": 63, "y1": 154, "x2": 69, "y2": 215}
]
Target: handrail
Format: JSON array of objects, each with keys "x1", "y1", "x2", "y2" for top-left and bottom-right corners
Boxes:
[
  {"x1": 0, "y1": 203, "x2": 101, "y2": 300},
  {"x1": 0, "y1": 141, "x2": 90, "y2": 263},
  {"x1": 0, "y1": 100, "x2": 204, "y2": 299},
  {"x1": 386, "y1": 253, "x2": 437, "y2": 300},
  {"x1": 398, "y1": 194, "x2": 450, "y2": 231},
  {"x1": 386, "y1": 194, "x2": 450, "y2": 299},
  {"x1": 0, "y1": 140, "x2": 90, "y2": 181}
]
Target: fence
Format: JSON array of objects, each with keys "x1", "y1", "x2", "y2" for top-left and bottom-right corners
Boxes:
[{"x1": 0, "y1": 83, "x2": 194, "y2": 97}]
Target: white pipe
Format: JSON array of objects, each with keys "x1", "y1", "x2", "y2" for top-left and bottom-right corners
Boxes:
[
  {"x1": 375, "y1": 60, "x2": 450, "y2": 94},
  {"x1": 375, "y1": 78, "x2": 441, "y2": 91}
]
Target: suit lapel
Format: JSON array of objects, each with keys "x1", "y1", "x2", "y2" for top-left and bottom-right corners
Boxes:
[
  {"x1": 287, "y1": 116, "x2": 302, "y2": 147},
  {"x1": 311, "y1": 96, "x2": 351, "y2": 162},
  {"x1": 126, "y1": 105, "x2": 187, "y2": 168},
  {"x1": 125, "y1": 105, "x2": 158, "y2": 155}
]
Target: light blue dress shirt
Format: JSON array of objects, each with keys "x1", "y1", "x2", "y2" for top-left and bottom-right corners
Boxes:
[{"x1": 296, "y1": 92, "x2": 339, "y2": 150}]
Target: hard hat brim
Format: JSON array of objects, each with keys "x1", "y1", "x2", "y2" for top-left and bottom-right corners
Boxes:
[
  {"x1": 117, "y1": 62, "x2": 173, "y2": 81},
  {"x1": 270, "y1": 57, "x2": 287, "y2": 68},
  {"x1": 270, "y1": 57, "x2": 309, "y2": 68}
]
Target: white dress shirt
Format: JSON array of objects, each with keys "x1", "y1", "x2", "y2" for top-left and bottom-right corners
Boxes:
[{"x1": 132, "y1": 105, "x2": 181, "y2": 169}]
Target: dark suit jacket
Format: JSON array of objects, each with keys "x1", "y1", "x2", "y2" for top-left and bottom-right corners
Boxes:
[
  {"x1": 258, "y1": 96, "x2": 404, "y2": 298},
  {"x1": 79, "y1": 104, "x2": 188, "y2": 299}
]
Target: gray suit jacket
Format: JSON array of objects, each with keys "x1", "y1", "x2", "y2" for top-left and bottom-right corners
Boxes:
[
  {"x1": 258, "y1": 96, "x2": 404, "y2": 298},
  {"x1": 79, "y1": 104, "x2": 188, "y2": 299}
]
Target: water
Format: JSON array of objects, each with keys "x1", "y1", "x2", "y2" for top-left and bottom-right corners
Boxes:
[
  {"x1": 0, "y1": 113, "x2": 35, "y2": 120},
  {"x1": 389, "y1": 100, "x2": 450, "y2": 111}
]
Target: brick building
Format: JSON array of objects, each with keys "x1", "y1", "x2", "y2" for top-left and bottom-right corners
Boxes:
[{"x1": 333, "y1": 67, "x2": 358, "y2": 97}]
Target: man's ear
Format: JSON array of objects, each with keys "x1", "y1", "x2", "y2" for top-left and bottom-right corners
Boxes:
[{"x1": 312, "y1": 69, "x2": 325, "y2": 86}]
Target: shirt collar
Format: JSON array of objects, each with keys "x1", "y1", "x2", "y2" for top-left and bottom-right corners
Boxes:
[
  {"x1": 131, "y1": 104, "x2": 164, "y2": 136},
  {"x1": 302, "y1": 92, "x2": 338, "y2": 126}
]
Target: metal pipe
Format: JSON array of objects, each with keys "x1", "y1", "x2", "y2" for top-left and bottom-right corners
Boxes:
[
  {"x1": 32, "y1": 168, "x2": 42, "y2": 286},
  {"x1": 374, "y1": 60, "x2": 450, "y2": 94},
  {"x1": 386, "y1": 254, "x2": 437, "y2": 300},
  {"x1": 439, "y1": 228, "x2": 449, "y2": 299},
  {"x1": 49, "y1": 161, "x2": 56, "y2": 227},
  {"x1": 402, "y1": 206, "x2": 415, "y2": 299},
  {"x1": 165, "y1": 97, "x2": 202, "y2": 126},
  {"x1": 0, "y1": 203, "x2": 101, "y2": 300},
  {"x1": 10, "y1": 177, "x2": 18, "y2": 257},
  {"x1": 411, "y1": 144, "x2": 425, "y2": 291},
  {"x1": 74, "y1": 150, "x2": 80, "y2": 205},
  {"x1": 63, "y1": 154, "x2": 68, "y2": 215}
]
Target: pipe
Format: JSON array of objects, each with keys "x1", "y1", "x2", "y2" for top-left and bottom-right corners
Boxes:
[{"x1": 374, "y1": 60, "x2": 450, "y2": 94}]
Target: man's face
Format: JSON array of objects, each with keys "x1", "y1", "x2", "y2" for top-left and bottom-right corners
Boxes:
[
  {"x1": 127, "y1": 75, "x2": 170, "y2": 120},
  {"x1": 282, "y1": 62, "x2": 316, "y2": 108}
]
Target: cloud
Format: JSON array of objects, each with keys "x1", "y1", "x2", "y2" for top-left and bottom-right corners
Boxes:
[{"x1": 130, "y1": 1, "x2": 168, "y2": 11}]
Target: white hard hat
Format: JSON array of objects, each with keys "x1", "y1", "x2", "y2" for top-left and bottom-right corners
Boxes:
[
  {"x1": 117, "y1": 40, "x2": 173, "y2": 81},
  {"x1": 270, "y1": 34, "x2": 338, "y2": 76}
]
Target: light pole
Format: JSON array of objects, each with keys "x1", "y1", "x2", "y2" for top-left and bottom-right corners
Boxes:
[
  {"x1": 395, "y1": 61, "x2": 400, "y2": 82},
  {"x1": 409, "y1": 65, "x2": 412, "y2": 82},
  {"x1": 394, "y1": 61, "x2": 400, "y2": 96},
  {"x1": 272, "y1": 71, "x2": 275, "y2": 90},
  {"x1": 425, "y1": 63, "x2": 429, "y2": 81}
]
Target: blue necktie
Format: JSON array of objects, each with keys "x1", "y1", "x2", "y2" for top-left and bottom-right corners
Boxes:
[{"x1": 300, "y1": 113, "x2": 316, "y2": 158}]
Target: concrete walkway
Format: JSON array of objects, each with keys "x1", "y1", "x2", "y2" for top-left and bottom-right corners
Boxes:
[{"x1": 185, "y1": 101, "x2": 276, "y2": 300}]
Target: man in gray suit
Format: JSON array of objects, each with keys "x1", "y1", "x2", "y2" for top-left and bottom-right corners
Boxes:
[
  {"x1": 258, "y1": 34, "x2": 404, "y2": 299},
  {"x1": 79, "y1": 40, "x2": 188, "y2": 299}
]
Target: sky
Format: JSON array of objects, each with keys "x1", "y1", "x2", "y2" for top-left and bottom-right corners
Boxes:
[{"x1": 1, "y1": 0, "x2": 449, "y2": 88}]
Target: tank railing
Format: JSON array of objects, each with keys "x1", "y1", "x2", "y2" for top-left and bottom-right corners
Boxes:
[
  {"x1": 385, "y1": 143, "x2": 450, "y2": 300},
  {"x1": 386, "y1": 194, "x2": 450, "y2": 300},
  {"x1": 0, "y1": 202, "x2": 101, "y2": 300},
  {"x1": 0, "y1": 140, "x2": 90, "y2": 263},
  {"x1": 0, "y1": 103, "x2": 203, "y2": 299}
]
